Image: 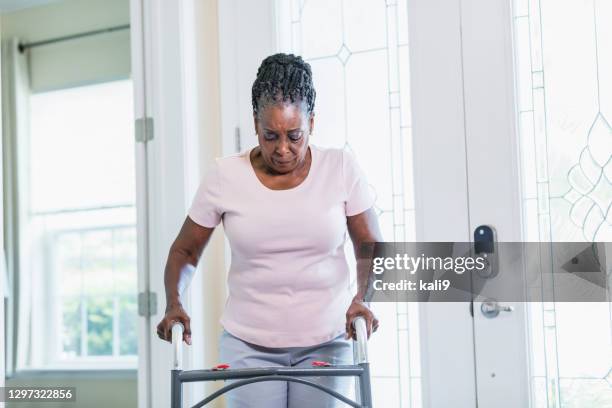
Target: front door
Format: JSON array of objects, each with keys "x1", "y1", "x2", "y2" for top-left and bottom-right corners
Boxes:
[{"x1": 411, "y1": 1, "x2": 612, "y2": 407}]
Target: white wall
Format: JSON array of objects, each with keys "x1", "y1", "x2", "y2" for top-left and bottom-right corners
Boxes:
[{"x1": 185, "y1": 3, "x2": 226, "y2": 406}]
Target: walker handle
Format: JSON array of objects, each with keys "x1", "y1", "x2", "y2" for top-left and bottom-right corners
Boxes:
[
  {"x1": 352, "y1": 316, "x2": 369, "y2": 364},
  {"x1": 170, "y1": 265, "x2": 195, "y2": 370},
  {"x1": 171, "y1": 322, "x2": 184, "y2": 370}
]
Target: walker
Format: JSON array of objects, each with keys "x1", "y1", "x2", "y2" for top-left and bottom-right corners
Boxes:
[{"x1": 170, "y1": 317, "x2": 373, "y2": 407}]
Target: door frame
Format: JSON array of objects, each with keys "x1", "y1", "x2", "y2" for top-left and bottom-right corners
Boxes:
[{"x1": 130, "y1": 0, "x2": 202, "y2": 407}]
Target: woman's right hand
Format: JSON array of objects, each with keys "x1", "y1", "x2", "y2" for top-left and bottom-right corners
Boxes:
[{"x1": 156, "y1": 302, "x2": 192, "y2": 345}]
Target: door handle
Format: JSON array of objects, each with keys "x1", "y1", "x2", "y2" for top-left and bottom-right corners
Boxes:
[{"x1": 481, "y1": 299, "x2": 514, "y2": 318}]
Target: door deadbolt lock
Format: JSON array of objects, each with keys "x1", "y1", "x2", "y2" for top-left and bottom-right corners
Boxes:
[
  {"x1": 481, "y1": 299, "x2": 514, "y2": 318},
  {"x1": 474, "y1": 225, "x2": 499, "y2": 279}
]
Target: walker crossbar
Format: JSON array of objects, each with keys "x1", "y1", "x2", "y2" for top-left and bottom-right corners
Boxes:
[
  {"x1": 170, "y1": 316, "x2": 373, "y2": 407},
  {"x1": 180, "y1": 371, "x2": 370, "y2": 408},
  {"x1": 178, "y1": 365, "x2": 364, "y2": 381}
]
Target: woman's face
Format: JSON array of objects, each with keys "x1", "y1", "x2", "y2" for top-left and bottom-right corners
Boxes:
[{"x1": 254, "y1": 101, "x2": 314, "y2": 174}]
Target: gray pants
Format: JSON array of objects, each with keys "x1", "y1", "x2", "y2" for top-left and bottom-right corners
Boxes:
[{"x1": 218, "y1": 330, "x2": 354, "y2": 407}]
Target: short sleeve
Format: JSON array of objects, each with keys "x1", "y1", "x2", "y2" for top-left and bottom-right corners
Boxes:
[
  {"x1": 342, "y1": 149, "x2": 375, "y2": 216},
  {"x1": 188, "y1": 161, "x2": 223, "y2": 227}
]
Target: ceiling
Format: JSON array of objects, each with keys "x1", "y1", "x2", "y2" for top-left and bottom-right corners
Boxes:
[{"x1": 0, "y1": 0, "x2": 61, "y2": 13}]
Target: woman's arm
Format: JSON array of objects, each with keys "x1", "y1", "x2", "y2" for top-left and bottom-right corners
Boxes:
[
  {"x1": 348, "y1": 208, "x2": 383, "y2": 301},
  {"x1": 156, "y1": 216, "x2": 215, "y2": 344},
  {"x1": 345, "y1": 207, "x2": 383, "y2": 340}
]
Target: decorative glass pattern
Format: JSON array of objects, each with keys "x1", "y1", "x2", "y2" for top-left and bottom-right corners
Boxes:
[
  {"x1": 512, "y1": 0, "x2": 612, "y2": 406},
  {"x1": 276, "y1": 1, "x2": 418, "y2": 406}
]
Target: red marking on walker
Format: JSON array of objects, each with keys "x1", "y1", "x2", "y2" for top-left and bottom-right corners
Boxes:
[
  {"x1": 212, "y1": 363, "x2": 230, "y2": 370},
  {"x1": 311, "y1": 361, "x2": 331, "y2": 367}
]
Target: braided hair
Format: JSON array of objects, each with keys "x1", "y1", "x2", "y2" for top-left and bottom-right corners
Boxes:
[{"x1": 251, "y1": 53, "x2": 316, "y2": 117}]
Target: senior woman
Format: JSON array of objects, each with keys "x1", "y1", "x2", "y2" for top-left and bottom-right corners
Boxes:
[{"x1": 156, "y1": 53, "x2": 382, "y2": 407}]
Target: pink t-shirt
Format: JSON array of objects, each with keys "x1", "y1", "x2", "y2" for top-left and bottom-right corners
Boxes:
[{"x1": 188, "y1": 144, "x2": 374, "y2": 347}]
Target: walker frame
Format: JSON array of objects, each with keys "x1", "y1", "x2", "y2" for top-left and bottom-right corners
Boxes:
[{"x1": 169, "y1": 316, "x2": 373, "y2": 407}]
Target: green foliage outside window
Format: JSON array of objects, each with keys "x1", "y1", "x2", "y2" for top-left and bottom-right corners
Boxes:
[{"x1": 62, "y1": 294, "x2": 138, "y2": 358}]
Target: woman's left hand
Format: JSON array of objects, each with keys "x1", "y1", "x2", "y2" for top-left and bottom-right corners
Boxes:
[{"x1": 345, "y1": 297, "x2": 379, "y2": 340}]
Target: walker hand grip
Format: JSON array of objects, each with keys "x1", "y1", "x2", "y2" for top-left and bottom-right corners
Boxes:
[
  {"x1": 170, "y1": 266, "x2": 194, "y2": 371},
  {"x1": 171, "y1": 322, "x2": 184, "y2": 370},
  {"x1": 352, "y1": 316, "x2": 369, "y2": 364}
]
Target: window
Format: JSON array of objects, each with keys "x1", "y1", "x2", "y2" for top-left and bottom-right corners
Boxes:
[
  {"x1": 21, "y1": 80, "x2": 137, "y2": 369},
  {"x1": 512, "y1": 1, "x2": 612, "y2": 406}
]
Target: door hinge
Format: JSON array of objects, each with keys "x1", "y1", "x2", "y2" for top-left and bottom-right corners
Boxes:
[
  {"x1": 135, "y1": 117, "x2": 154, "y2": 143},
  {"x1": 138, "y1": 291, "x2": 158, "y2": 317},
  {"x1": 235, "y1": 126, "x2": 241, "y2": 152}
]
